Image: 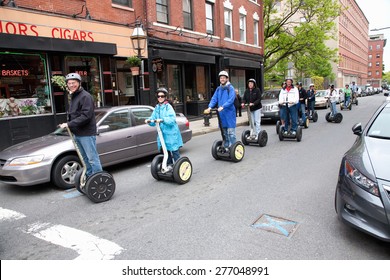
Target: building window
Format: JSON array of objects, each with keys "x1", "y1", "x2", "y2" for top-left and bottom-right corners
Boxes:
[
  {"x1": 369, "y1": 45, "x2": 372, "y2": 50},
  {"x1": 239, "y1": 15, "x2": 246, "y2": 43},
  {"x1": 183, "y1": 0, "x2": 193, "y2": 30},
  {"x1": 368, "y1": 71, "x2": 372, "y2": 76},
  {"x1": 368, "y1": 62, "x2": 372, "y2": 67},
  {"x1": 253, "y1": 20, "x2": 259, "y2": 46},
  {"x1": 224, "y1": 9, "x2": 232, "y2": 39},
  {"x1": 376, "y1": 44, "x2": 381, "y2": 50},
  {"x1": 368, "y1": 54, "x2": 372, "y2": 60},
  {"x1": 205, "y1": 2, "x2": 214, "y2": 35},
  {"x1": 112, "y1": 0, "x2": 132, "y2": 7},
  {"x1": 156, "y1": 0, "x2": 169, "y2": 24},
  {"x1": 0, "y1": 52, "x2": 52, "y2": 118},
  {"x1": 376, "y1": 62, "x2": 380, "y2": 67},
  {"x1": 376, "y1": 71, "x2": 380, "y2": 75},
  {"x1": 376, "y1": 54, "x2": 380, "y2": 58}
]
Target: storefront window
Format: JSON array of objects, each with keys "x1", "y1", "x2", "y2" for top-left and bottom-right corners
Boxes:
[
  {"x1": 0, "y1": 52, "x2": 51, "y2": 119},
  {"x1": 230, "y1": 69, "x2": 246, "y2": 97},
  {"x1": 64, "y1": 55, "x2": 101, "y2": 105},
  {"x1": 165, "y1": 64, "x2": 181, "y2": 104}
]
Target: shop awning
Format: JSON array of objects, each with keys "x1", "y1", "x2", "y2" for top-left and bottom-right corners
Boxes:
[{"x1": 0, "y1": 34, "x2": 117, "y2": 55}]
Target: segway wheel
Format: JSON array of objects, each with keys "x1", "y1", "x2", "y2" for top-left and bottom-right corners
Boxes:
[
  {"x1": 211, "y1": 140, "x2": 223, "y2": 160},
  {"x1": 340, "y1": 104, "x2": 344, "y2": 111},
  {"x1": 241, "y1": 130, "x2": 250, "y2": 145},
  {"x1": 74, "y1": 169, "x2": 86, "y2": 194},
  {"x1": 276, "y1": 120, "x2": 281, "y2": 134},
  {"x1": 151, "y1": 154, "x2": 163, "y2": 180},
  {"x1": 349, "y1": 104, "x2": 352, "y2": 110},
  {"x1": 325, "y1": 112, "x2": 331, "y2": 122},
  {"x1": 304, "y1": 118, "x2": 309, "y2": 128},
  {"x1": 85, "y1": 171, "x2": 115, "y2": 203},
  {"x1": 312, "y1": 112, "x2": 318, "y2": 122},
  {"x1": 356, "y1": 99, "x2": 358, "y2": 106},
  {"x1": 173, "y1": 157, "x2": 192, "y2": 184},
  {"x1": 296, "y1": 127, "x2": 303, "y2": 142},
  {"x1": 258, "y1": 130, "x2": 268, "y2": 147},
  {"x1": 335, "y1": 113, "x2": 343, "y2": 123},
  {"x1": 278, "y1": 127, "x2": 284, "y2": 141},
  {"x1": 230, "y1": 142, "x2": 245, "y2": 162}
]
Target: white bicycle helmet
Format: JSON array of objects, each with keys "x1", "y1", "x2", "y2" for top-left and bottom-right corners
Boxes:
[
  {"x1": 65, "y1": 73, "x2": 82, "y2": 82},
  {"x1": 218, "y1": 70, "x2": 229, "y2": 78}
]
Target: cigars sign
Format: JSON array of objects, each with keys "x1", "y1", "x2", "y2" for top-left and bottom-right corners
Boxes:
[{"x1": 0, "y1": 20, "x2": 95, "y2": 41}]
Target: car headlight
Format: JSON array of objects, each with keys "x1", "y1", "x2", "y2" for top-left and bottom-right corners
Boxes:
[
  {"x1": 345, "y1": 160, "x2": 379, "y2": 196},
  {"x1": 8, "y1": 155, "x2": 45, "y2": 166}
]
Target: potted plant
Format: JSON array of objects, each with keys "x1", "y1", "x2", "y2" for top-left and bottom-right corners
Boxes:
[
  {"x1": 126, "y1": 56, "x2": 142, "y2": 75},
  {"x1": 51, "y1": 75, "x2": 67, "y2": 91}
]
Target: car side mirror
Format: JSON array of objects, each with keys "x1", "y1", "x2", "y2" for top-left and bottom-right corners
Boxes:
[
  {"x1": 352, "y1": 123, "x2": 362, "y2": 136},
  {"x1": 98, "y1": 125, "x2": 110, "y2": 134}
]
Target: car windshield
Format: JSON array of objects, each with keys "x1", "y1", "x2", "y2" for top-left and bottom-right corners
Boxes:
[
  {"x1": 367, "y1": 105, "x2": 390, "y2": 139},
  {"x1": 316, "y1": 90, "x2": 328, "y2": 97},
  {"x1": 262, "y1": 91, "x2": 279, "y2": 100}
]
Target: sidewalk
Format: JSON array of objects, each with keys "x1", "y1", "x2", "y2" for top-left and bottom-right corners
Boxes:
[{"x1": 190, "y1": 111, "x2": 249, "y2": 137}]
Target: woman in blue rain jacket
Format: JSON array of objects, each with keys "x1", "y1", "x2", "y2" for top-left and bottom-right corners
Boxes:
[{"x1": 147, "y1": 88, "x2": 183, "y2": 164}]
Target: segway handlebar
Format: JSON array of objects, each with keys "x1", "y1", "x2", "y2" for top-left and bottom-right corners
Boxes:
[{"x1": 146, "y1": 119, "x2": 164, "y2": 124}]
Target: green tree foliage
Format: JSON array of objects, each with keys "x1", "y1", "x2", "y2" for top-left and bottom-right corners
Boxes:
[{"x1": 263, "y1": 0, "x2": 340, "y2": 83}]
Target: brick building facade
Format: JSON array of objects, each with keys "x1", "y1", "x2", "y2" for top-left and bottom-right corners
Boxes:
[
  {"x1": 368, "y1": 34, "x2": 386, "y2": 88},
  {"x1": 0, "y1": 0, "x2": 264, "y2": 150}
]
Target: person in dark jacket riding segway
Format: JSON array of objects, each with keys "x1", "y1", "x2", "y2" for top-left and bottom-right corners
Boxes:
[
  {"x1": 306, "y1": 84, "x2": 318, "y2": 122},
  {"x1": 297, "y1": 82, "x2": 309, "y2": 128},
  {"x1": 241, "y1": 78, "x2": 267, "y2": 146}
]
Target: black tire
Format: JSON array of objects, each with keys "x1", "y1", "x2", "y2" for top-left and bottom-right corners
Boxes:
[
  {"x1": 335, "y1": 113, "x2": 343, "y2": 123},
  {"x1": 172, "y1": 157, "x2": 192, "y2": 184},
  {"x1": 278, "y1": 127, "x2": 284, "y2": 141},
  {"x1": 151, "y1": 154, "x2": 163, "y2": 180},
  {"x1": 340, "y1": 103, "x2": 344, "y2": 111},
  {"x1": 296, "y1": 127, "x2": 302, "y2": 142},
  {"x1": 230, "y1": 142, "x2": 245, "y2": 162},
  {"x1": 84, "y1": 171, "x2": 115, "y2": 203},
  {"x1": 258, "y1": 130, "x2": 268, "y2": 147},
  {"x1": 74, "y1": 169, "x2": 86, "y2": 194},
  {"x1": 325, "y1": 112, "x2": 331, "y2": 122},
  {"x1": 349, "y1": 104, "x2": 352, "y2": 110},
  {"x1": 211, "y1": 140, "x2": 222, "y2": 160},
  {"x1": 276, "y1": 120, "x2": 281, "y2": 134},
  {"x1": 312, "y1": 112, "x2": 318, "y2": 122},
  {"x1": 51, "y1": 155, "x2": 82, "y2": 189},
  {"x1": 356, "y1": 99, "x2": 358, "y2": 106},
  {"x1": 241, "y1": 130, "x2": 250, "y2": 145}
]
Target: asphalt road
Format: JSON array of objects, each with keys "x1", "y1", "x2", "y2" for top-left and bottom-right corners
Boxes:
[{"x1": 1, "y1": 94, "x2": 390, "y2": 260}]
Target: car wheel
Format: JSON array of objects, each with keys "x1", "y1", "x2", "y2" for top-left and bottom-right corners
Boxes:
[{"x1": 51, "y1": 155, "x2": 82, "y2": 189}]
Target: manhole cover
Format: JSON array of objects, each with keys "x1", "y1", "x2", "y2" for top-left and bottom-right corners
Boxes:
[{"x1": 252, "y1": 214, "x2": 298, "y2": 237}]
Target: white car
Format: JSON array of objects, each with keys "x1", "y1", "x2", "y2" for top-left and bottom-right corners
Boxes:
[{"x1": 315, "y1": 90, "x2": 330, "y2": 108}]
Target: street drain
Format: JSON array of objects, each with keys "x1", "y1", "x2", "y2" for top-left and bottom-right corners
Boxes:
[{"x1": 251, "y1": 214, "x2": 298, "y2": 237}]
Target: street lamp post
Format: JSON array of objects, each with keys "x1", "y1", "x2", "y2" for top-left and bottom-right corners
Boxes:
[{"x1": 130, "y1": 20, "x2": 146, "y2": 105}]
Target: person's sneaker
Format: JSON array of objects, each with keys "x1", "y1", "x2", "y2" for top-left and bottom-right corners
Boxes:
[
  {"x1": 225, "y1": 147, "x2": 230, "y2": 153},
  {"x1": 283, "y1": 130, "x2": 288, "y2": 135},
  {"x1": 291, "y1": 131, "x2": 296, "y2": 136}
]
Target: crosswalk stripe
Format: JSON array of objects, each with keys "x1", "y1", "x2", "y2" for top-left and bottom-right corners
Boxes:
[
  {"x1": 0, "y1": 207, "x2": 26, "y2": 222},
  {"x1": 24, "y1": 222, "x2": 124, "y2": 260}
]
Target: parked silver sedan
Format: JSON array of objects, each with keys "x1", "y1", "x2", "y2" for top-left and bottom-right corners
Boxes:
[{"x1": 0, "y1": 105, "x2": 192, "y2": 189}]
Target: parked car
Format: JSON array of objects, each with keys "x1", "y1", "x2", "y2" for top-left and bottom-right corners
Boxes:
[
  {"x1": 314, "y1": 90, "x2": 330, "y2": 108},
  {"x1": 261, "y1": 89, "x2": 281, "y2": 123},
  {"x1": 0, "y1": 105, "x2": 192, "y2": 189},
  {"x1": 335, "y1": 101, "x2": 390, "y2": 241}
]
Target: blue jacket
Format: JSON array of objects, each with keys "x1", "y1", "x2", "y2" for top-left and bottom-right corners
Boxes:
[
  {"x1": 208, "y1": 82, "x2": 236, "y2": 128},
  {"x1": 148, "y1": 101, "x2": 183, "y2": 151}
]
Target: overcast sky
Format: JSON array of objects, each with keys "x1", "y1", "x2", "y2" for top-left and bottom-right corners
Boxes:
[{"x1": 355, "y1": 0, "x2": 390, "y2": 72}]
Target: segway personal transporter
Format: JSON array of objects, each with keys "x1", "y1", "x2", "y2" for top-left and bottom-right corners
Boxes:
[
  {"x1": 278, "y1": 102, "x2": 302, "y2": 142},
  {"x1": 325, "y1": 103, "x2": 343, "y2": 123},
  {"x1": 297, "y1": 104, "x2": 309, "y2": 129},
  {"x1": 241, "y1": 104, "x2": 268, "y2": 147},
  {"x1": 209, "y1": 109, "x2": 245, "y2": 162},
  {"x1": 148, "y1": 119, "x2": 192, "y2": 184},
  {"x1": 63, "y1": 127, "x2": 116, "y2": 203}
]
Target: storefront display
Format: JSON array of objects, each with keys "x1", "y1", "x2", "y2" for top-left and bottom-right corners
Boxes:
[{"x1": 0, "y1": 52, "x2": 51, "y2": 118}]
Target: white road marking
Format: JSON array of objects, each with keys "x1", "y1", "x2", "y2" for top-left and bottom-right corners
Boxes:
[
  {"x1": 24, "y1": 222, "x2": 124, "y2": 260},
  {"x1": 0, "y1": 207, "x2": 26, "y2": 222}
]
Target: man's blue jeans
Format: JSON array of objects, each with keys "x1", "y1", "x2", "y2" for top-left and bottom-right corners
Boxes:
[
  {"x1": 345, "y1": 96, "x2": 351, "y2": 107},
  {"x1": 300, "y1": 103, "x2": 306, "y2": 123},
  {"x1": 330, "y1": 101, "x2": 337, "y2": 116},
  {"x1": 167, "y1": 150, "x2": 181, "y2": 164},
  {"x1": 222, "y1": 128, "x2": 236, "y2": 147},
  {"x1": 74, "y1": 135, "x2": 103, "y2": 177},
  {"x1": 251, "y1": 109, "x2": 262, "y2": 134},
  {"x1": 283, "y1": 105, "x2": 298, "y2": 132}
]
